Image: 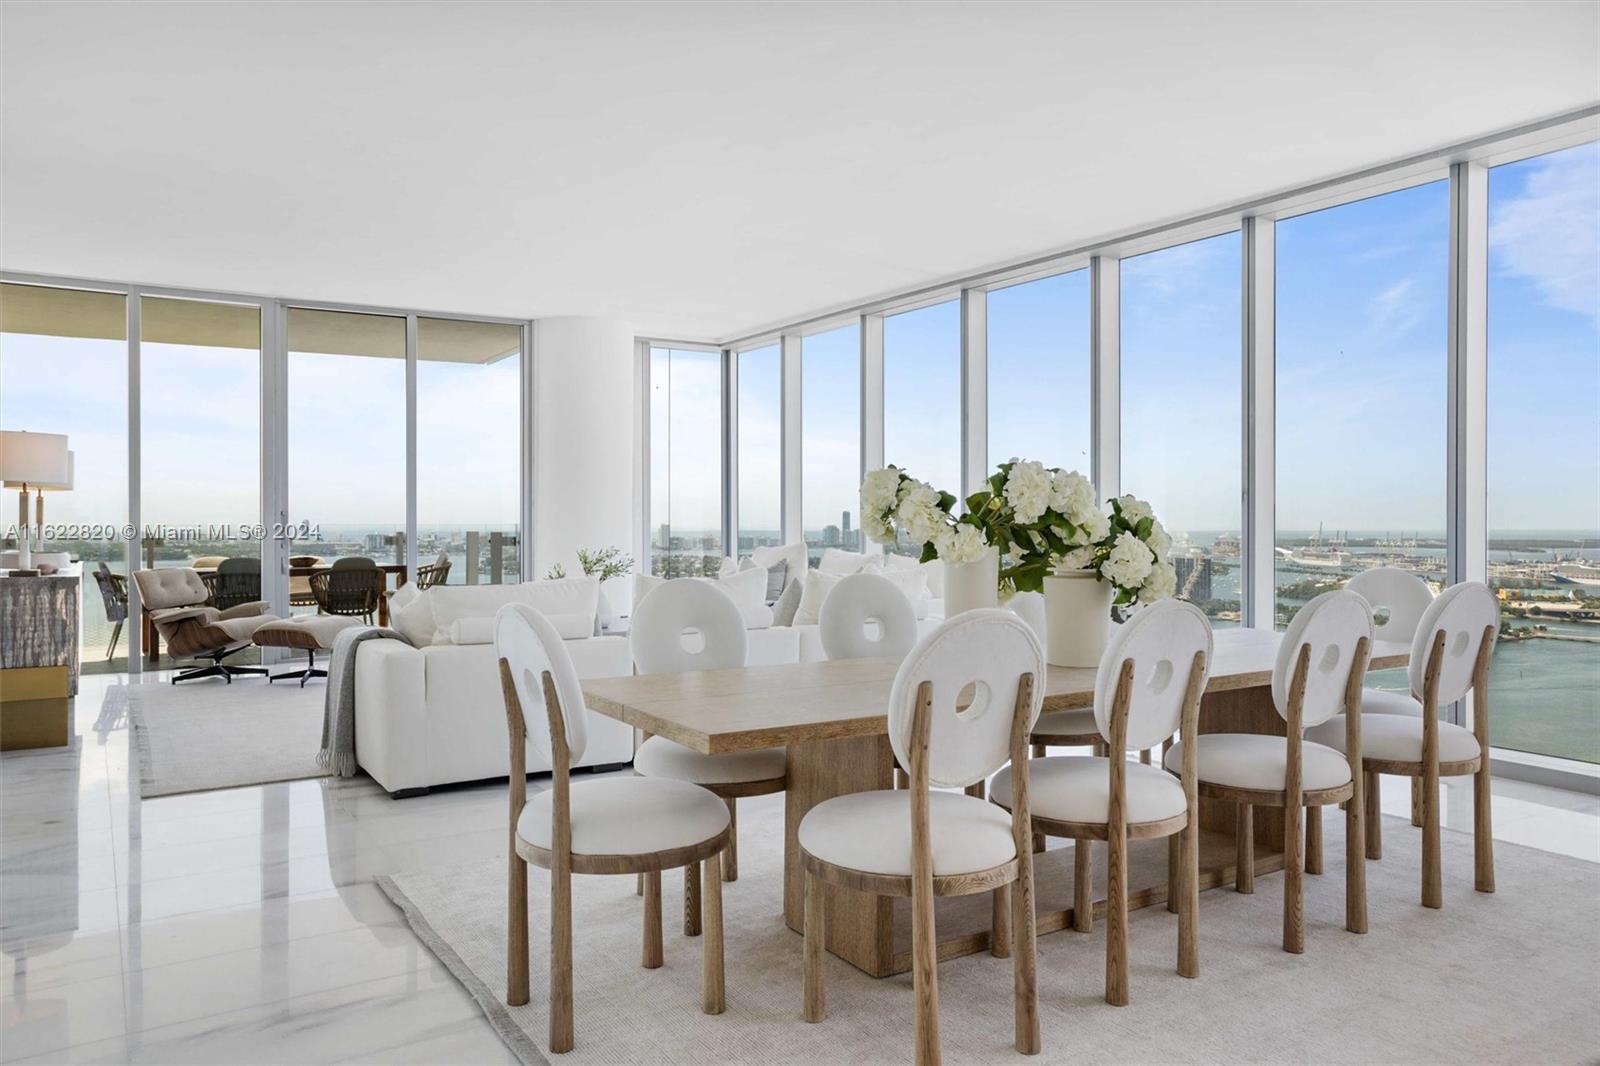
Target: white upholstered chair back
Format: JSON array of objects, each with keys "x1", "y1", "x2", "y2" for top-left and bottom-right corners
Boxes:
[
  {"x1": 495, "y1": 603, "x2": 589, "y2": 764},
  {"x1": 887, "y1": 609, "x2": 1044, "y2": 789},
  {"x1": 819, "y1": 572, "x2": 919, "y2": 661},
  {"x1": 1346, "y1": 567, "x2": 1433, "y2": 645},
  {"x1": 133, "y1": 567, "x2": 208, "y2": 610},
  {"x1": 1093, "y1": 600, "x2": 1212, "y2": 751},
  {"x1": 1409, "y1": 582, "x2": 1498, "y2": 706},
  {"x1": 630, "y1": 578, "x2": 748, "y2": 676},
  {"x1": 1272, "y1": 590, "x2": 1374, "y2": 728}
]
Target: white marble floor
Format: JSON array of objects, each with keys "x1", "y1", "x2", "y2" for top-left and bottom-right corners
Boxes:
[{"x1": 2, "y1": 672, "x2": 1596, "y2": 1064}]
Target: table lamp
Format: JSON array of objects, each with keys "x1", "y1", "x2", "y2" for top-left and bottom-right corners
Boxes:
[{"x1": 0, "y1": 430, "x2": 70, "y2": 571}]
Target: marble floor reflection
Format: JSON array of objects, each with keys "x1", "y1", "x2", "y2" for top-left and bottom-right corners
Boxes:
[{"x1": 2, "y1": 671, "x2": 1596, "y2": 1064}]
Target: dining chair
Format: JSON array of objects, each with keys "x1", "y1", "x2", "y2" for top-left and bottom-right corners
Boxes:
[
  {"x1": 799, "y1": 609, "x2": 1042, "y2": 1063},
  {"x1": 497, "y1": 603, "x2": 730, "y2": 1054},
  {"x1": 415, "y1": 550, "x2": 452, "y2": 589},
  {"x1": 202, "y1": 556, "x2": 263, "y2": 612},
  {"x1": 1164, "y1": 590, "x2": 1372, "y2": 953},
  {"x1": 1307, "y1": 581, "x2": 1498, "y2": 908},
  {"x1": 1344, "y1": 566, "x2": 1437, "y2": 842},
  {"x1": 94, "y1": 562, "x2": 128, "y2": 659},
  {"x1": 310, "y1": 557, "x2": 383, "y2": 623},
  {"x1": 288, "y1": 554, "x2": 323, "y2": 608},
  {"x1": 991, "y1": 600, "x2": 1209, "y2": 1003},
  {"x1": 819, "y1": 571, "x2": 918, "y2": 661},
  {"x1": 629, "y1": 579, "x2": 787, "y2": 931}
]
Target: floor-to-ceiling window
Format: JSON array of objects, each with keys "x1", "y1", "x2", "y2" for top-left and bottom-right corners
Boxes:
[
  {"x1": 417, "y1": 317, "x2": 523, "y2": 585},
  {"x1": 0, "y1": 283, "x2": 130, "y2": 671},
  {"x1": 1120, "y1": 233, "x2": 1242, "y2": 623},
  {"x1": 1487, "y1": 142, "x2": 1600, "y2": 765},
  {"x1": 286, "y1": 308, "x2": 407, "y2": 604},
  {"x1": 736, "y1": 343, "x2": 781, "y2": 559},
  {"x1": 1276, "y1": 181, "x2": 1449, "y2": 648},
  {"x1": 884, "y1": 301, "x2": 960, "y2": 552},
  {"x1": 987, "y1": 270, "x2": 1091, "y2": 475},
  {"x1": 801, "y1": 323, "x2": 860, "y2": 565},
  {"x1": 649, "y1": 346, "x2": 723, "y2": 576}
]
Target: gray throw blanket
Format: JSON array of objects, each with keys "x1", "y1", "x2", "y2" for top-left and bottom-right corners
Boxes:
[{"x1": 318, "y1": 625, "x2": 412, "y2": 778}]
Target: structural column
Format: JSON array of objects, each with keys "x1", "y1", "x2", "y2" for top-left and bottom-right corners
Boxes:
[{"x1": 1241, "y1": 218, "x2": 1276, "y2": 630}]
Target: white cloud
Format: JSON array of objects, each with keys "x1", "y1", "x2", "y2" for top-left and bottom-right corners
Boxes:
[{"x1": 1489, "y1": 144, "x2": 1600, "y2": 319}]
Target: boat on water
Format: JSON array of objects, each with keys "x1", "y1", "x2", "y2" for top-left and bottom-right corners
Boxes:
[
  {"x1": 1552, "y1": 562, "x2": 1600, "y2": 588},
  {"x1": 1276, "y1": 523, "x2": 1350, "y2": 568}
]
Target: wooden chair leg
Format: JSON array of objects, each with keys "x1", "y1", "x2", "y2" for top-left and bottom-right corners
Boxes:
[
  {"x1": 1283, "y1": 800, "x2": 1304, "y2": 954},
  {"x1": 1475, "y1": 759, "x2": 1496, "y2": 893},
  {"x1": 1031, "y1": 743, "x2": 1046, "y2": 759},
  {"x1": 1306, "y1": 805, "x2": 1324, "y2": 875},
  {"x1": 803, "y1": 871, "x2": 826, "y2": 1022},
  {"x1": 895, "y1": 767, "x2": 910, "y2": 790},
  {"x1": 1072, "y1": 838, "x2": 1093, "y2": 932},
  {"x1": 702, "y1": 852, "x2": 725, "y2": 1014},
  {"x1": 1178, "y1": 821, "x2": 1199, "y2": 978},
  {"x1": 636, "y1": 873, "x2": 643, "y2": 896},
  {"x1": 1422, "y1": 768, "x2": 1442, "y2": 909},
  {"x1": 684, "y1": 861, "x2": 702, "y2": 937},
  {"x1": 1011, "y1": 869, "x2": 1040, "y2": 1054},
  {"x1": 1166, "y1": 834, "x2": 1180, "y2": 914},
  {"x1": 550, "y1": 860, "x2": 574, "y2": 1053},
  {"x1": 1346, "y1": 786, "x2": 1368, "y2": 934},
  {"x1": 991, "y1": 883, "x2": 1011, "y2": 958},
  {"x1": 1031, "y1": 829, "x2": 1047, "y2": 855},
  {"x1": 642, "y1": 869, "x2": 664, "y2": 968},
  {"x1": 507, "y1": 855, "x2": 530, "y2": 1006},
  {"x1": 1105, "y1": 820, "x2": 1129, "y2": 1006},
  {"x1": 1364, "y1": 771, "x2": 1383, "y2": 860},
  {"x1": 1235, "y1": 803, "x2": 1254, "y2": 894},
  {"x1": 723, "y1": 797, "x2": 739, "y2": 882},
  {"x1": 912, "y1": 866, "x2": 941, "y2": 1064},
  {"x1": 1139, "y1": 748, "x2": 1151, "y2": 765},
  {"x1": 964, "y1": 780, "x2": 987, "y2": 800},
  {"x1": 1410, "y1": 775, "x2": 1422, "y2": 827}
]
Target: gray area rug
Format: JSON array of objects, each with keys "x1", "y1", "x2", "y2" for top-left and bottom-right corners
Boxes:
[
  {"x1": 379, "y1": 793, "x2": 1600, "y2": 1065},
  {"x1": 128, "y1": 676, "x2": 330, "y2": 798}
]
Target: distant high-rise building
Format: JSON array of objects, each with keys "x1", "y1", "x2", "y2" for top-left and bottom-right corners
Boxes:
[
  {"x1": 841, "y1": 510, "x2": 851, "y2": 537},
  {"x1": 823, "y1": 524, "x2": 841, "y2": 547},
  {"x1": 657, "y1": 523, "x2": 670, "y2": 549}
]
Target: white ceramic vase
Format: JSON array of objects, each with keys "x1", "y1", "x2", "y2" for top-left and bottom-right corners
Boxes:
[
  {"x1": 942, "y1": 546, "x2": 999, "y2": 618},
  {"x1": 1043, "y1": 569, "x2": 1114, "y2": 667}
]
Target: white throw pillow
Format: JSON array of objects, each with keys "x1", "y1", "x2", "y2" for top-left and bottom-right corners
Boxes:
[
  {"x1": 392, "y1": 589, "x2": 438, "y2": 646},
  {"x1": 878, "y1": 567, "x2": 930, "y2": 619},
  {"x1": 792, "y1": 569, "x2": 845, "y2": 626},
  {"x1": 633, "y1": 572, "x2": 664, "y2": 609},
  {"x1": 751, "y1": 541, "x2": 807, "y2": 579},
  {"x1": 448, "y1": 615, "x2": 497, "y2": 645},
  {"x1": 882, "y1": 552, "x2": 937, "y2": 614},
  {"x1": 818, "y1": 548, "x2": 870, "y2": 575},
  {"x1": 389, "y1": 581, "x2": 421, "y2": 615},
  {"x1": 771, "y1": 576, "x2": 803, "y2": 626},
  {"x1": 717, "y1": 556, "x2": 741, "y2": 579}
]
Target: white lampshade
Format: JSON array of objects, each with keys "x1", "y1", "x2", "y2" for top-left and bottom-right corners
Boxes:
[
  {"x1": 4, "y1": 449, "x2": 72, "y2": 492},
  {"x1": 0, "y1": 431, "x2": 69, "y2": 487}
]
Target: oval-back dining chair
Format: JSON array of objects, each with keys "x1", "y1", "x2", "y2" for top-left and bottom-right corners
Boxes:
[
  {"x1": 1308, "y1": 581, "x2": 1499, "y2": 908},
  {"x1": 799, "y1": 609, "x2": 1044, "y2": 1063},
  {"x1": 992, "y1": 599, "x2": 1211, "y2": 1003},
  {"x1": 1166, "y1": 590, "x2": 1373, "y2": 953},
  {"x1": 629, "y1": 579, "x2": 786, "y2": 930},
  {"x1": 819, "y1": 571, "x2": 918, "y2": 661},
  {"x1": 498, "y1": 603, "x2": 731, "y2": 1054}
]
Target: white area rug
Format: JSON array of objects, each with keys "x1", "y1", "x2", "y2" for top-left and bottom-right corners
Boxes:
[
  {"x1": 128, "y1": 676, "x2": 330, "y2": 798},
  {"x1": 380, "y1": 793, "x2": 1600, "y2": 1065}
]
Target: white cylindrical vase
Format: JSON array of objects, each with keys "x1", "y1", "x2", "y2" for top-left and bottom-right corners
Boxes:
[
  {"x1": 1043, "y1": 570, "x2": 1114, "y2": 667},
  {"x1": 942, "y1": 547, "x2": 999, "y2": 618}
]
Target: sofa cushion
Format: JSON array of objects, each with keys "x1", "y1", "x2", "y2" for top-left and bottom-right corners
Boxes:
[
  {"x1": 448, "y1": 615, "x2": 497, "y2": 645},
  {"x1": 771, "y1": 576, "x2": 803, "y2": 626},
  {"x1": 426, "y1": 579, "x2": 598, "y2": 644},
  {"x1": 392, "y1": 590, "x2": 438, "y2": 646},
  {"x1": 792, "y1": 570, "x2": 844, "y2": 626},
  {"x1": 751, "y1": 541, "x2": 807, "y2": 580},
  {"x1": 817, "y1": 547, "x2": 871, "y2": 575},
  {"x1": 878, "y1": 567, "x2": 929, "y2": 620},
  {"x1": 883, "y1": 551, "x2": 945, "y2": 599},
  {"x1": 635, "y1": 571, "x2": 774, "y2": 630}
]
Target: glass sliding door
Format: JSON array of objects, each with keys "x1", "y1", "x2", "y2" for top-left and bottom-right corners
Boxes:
[
  {"x1": 286, "y1": 308, "x2": 406, "y2": 609},
  {"x1": 1120, "y1": 233, "x2": 1243, "y2": 624},
  {"x1": 884, "y1": 300, "x2": 960, "y2": 547},
  {"x1": 1487, "y1": 142, "x2": 1600, "y2": 764},
  {"x1": 649, "y1": 346, "x2": 723, "y2": 576},
  {"x1": 800, "y1": 323, "x2": 860, "y2": 566},
  {"x1": 987, "y1": 270, "x2": 1091, "y2": 475},
  {"x1": 736, "y1": 343, "x2": 781, "y2": 559},
  {"x1": 0, "y1": 283, "x2": 130, "y2": 671},
  {"x1": 417, "y1": 317, "x2": 523, "y2": 585}
]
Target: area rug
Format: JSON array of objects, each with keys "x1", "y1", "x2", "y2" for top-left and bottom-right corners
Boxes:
[
  {"x1": 379, "y1": 793, "x2": 1600, "y2": 1065},
  {"x1": 128, "y1": 676, "x2": 330, "y2": 798}
]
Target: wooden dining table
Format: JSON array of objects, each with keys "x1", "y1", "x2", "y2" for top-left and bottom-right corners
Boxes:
[{"x1": 582, "y1": 626, "x2": 1408, "y2": 979}]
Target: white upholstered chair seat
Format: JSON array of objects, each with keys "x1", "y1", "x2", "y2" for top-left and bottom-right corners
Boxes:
[
  {"x1": 1361, "y1": 689, "x2": 1424, "y2": 717},
  {"x1": 991, "y1": 756, "x2": 1187, "y2": 826},
  {"x1": 1307, "y1": 714, "x2": 1482, "y2": 765},
  {"x1": 799, "y1": 789, "x2": 1017, "y2": 877},
  {"x1": 1031, "y1": 707, "x2": 1098, "y2": 739},
  {"x1": 633, "y1": 735, "x2": 787, "y2": 785},
  {"x1": 517, "y1": 776, "x2": 729, "y2": 856},
  {"x1": 1163, "y1": 733, "x2": 1352, "y2": 793}
]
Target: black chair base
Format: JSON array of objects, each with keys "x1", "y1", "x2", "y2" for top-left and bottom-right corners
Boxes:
[
  {"x1": 172, "y1": 663, "x2": 268, "y2": 685},
  {"x1": 269, "y1": 651, "x2": 327, "y2": 688}
]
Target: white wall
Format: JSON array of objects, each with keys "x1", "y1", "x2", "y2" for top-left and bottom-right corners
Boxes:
[{"x1": 532, "y1": 317, "x2": 636, "y2": 582}]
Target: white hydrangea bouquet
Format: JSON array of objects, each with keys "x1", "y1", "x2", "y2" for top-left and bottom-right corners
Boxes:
[{"x1": 860, "y1": 466, "x2": 993, "y2": 565}]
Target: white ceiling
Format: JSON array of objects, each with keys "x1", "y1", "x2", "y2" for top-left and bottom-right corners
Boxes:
[{"x1": 2, "y1": 1, "x2": 1596, "y2": 341}]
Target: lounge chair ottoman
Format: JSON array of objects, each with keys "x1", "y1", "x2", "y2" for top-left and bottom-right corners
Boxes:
[{"x1": 253, "y1": 615, "x2": 363, "y2": 686}]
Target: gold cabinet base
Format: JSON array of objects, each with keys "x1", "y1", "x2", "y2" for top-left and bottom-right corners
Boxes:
[{"x1": 0, "y1": 666, "x2": 70, "y2": 751}]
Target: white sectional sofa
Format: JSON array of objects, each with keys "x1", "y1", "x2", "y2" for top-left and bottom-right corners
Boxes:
[{"x1": 353, "y1": 579, "x2": 635, "y2": 796}]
